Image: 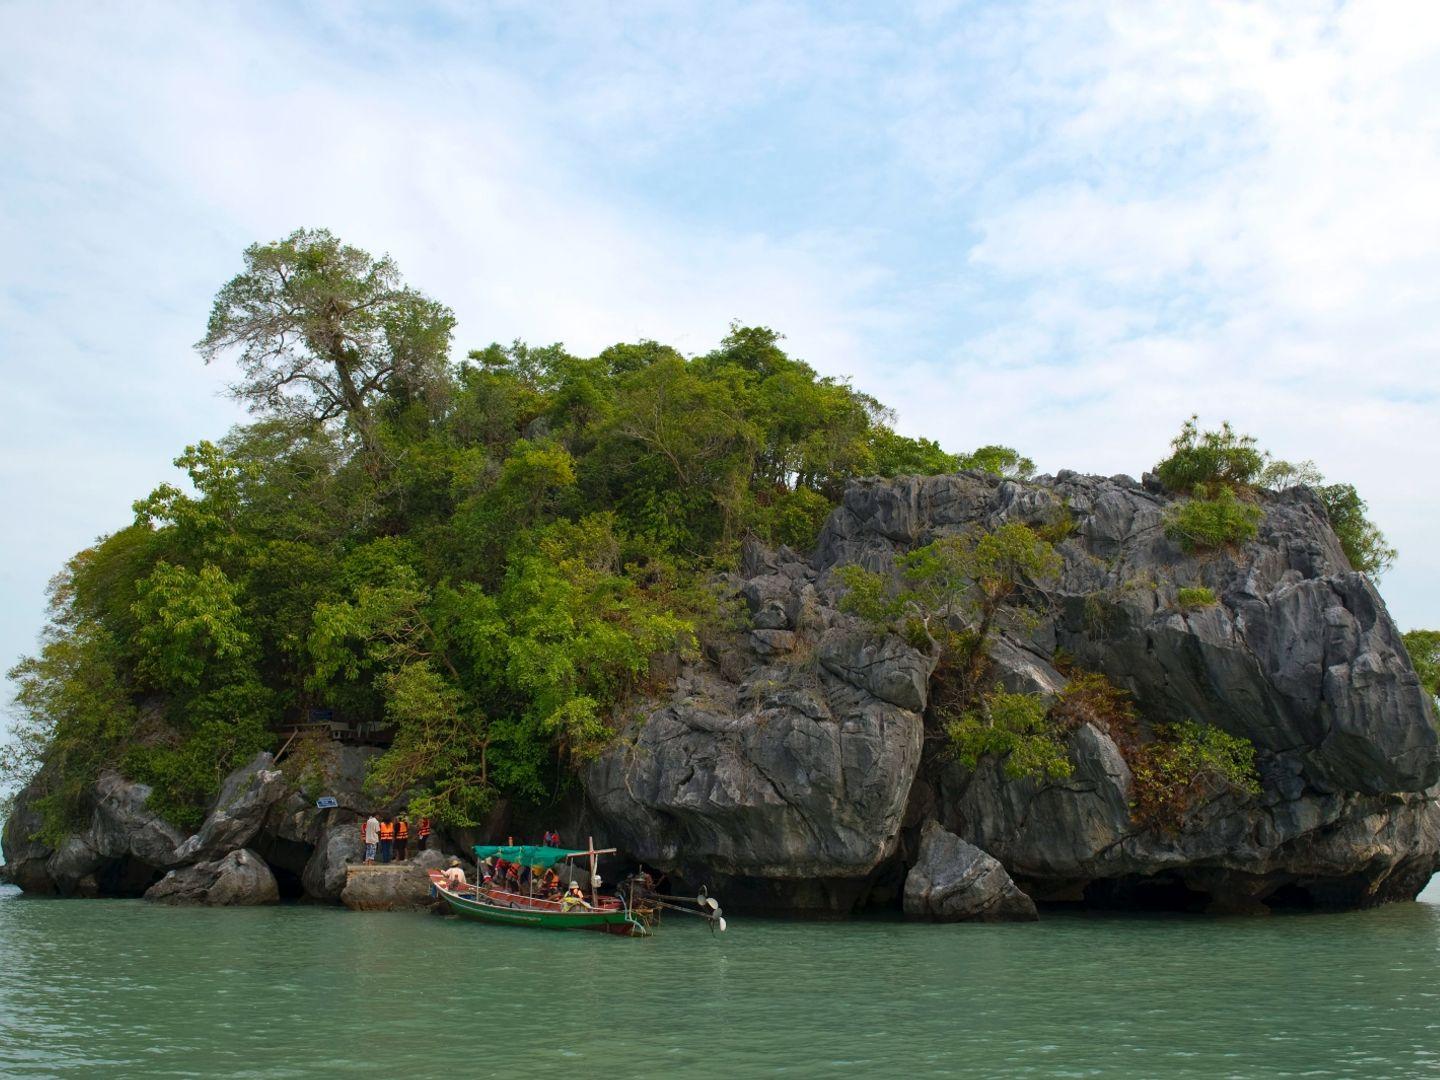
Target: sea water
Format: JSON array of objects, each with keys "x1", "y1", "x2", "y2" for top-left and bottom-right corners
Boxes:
[{"x1": 3, "y1": 879, "x2": 1439, "y2": 1078}]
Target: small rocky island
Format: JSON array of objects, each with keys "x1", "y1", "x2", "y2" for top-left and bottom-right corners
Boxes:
[
  {"x1": 3, "y1": 230, "x2": 1436, "y2": 919},
  {"x1": 6, "y1": 468, "x2": 1435, "y2": 918}
]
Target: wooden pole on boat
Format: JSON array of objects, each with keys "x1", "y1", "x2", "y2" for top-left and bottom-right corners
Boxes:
[{"x1": 588, "y1": 835, "x2": 598, "y2": 908}]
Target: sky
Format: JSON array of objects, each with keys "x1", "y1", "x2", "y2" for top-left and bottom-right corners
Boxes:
[{"x1": 1, "y1": 0, "x2": 1438, "y2": 732}]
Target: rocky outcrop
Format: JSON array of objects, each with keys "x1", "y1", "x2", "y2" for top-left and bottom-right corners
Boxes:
[
  {"x1": 1, "y1": 770, "x2": 188, "y2": 896},
  {"x1": 586, "y1": 470, "x2": 1440, "y2": 914},
  {"x1": 172, "y1": 753, "x2": 287, "y2": 864},
  {"x1": 586, "y1": 540, "x2": 933, "y2": 913},
  {"x1": 903, "y1": 821, "x2": 1037, "y2": 921},
  {"x1": 339, "y1": 849, "x2": 449, "y2": 911},
  {"x1": 302, "y1": 822, "x2": 365, "y2": 902},
  {"x1": 826, "y1": 471, "x2": 1440, "y2": 911},
  {"x1": 8, "y1": 469, "x2": 1438, "y2": 918},
  {"x1": 145, "y1": 848, "x2": 279, "y2": 906},
  {"x1": 1, "y1": 743, "x2": 397, "y2": 902}
]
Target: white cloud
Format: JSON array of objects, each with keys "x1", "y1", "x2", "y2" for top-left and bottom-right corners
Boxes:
[
  {"x1": 883, "y1": 0, "x2": 1440, "y2": 628},
  {"x1": 1, "y1": 0, "x2": 1438, "y2": 742}
]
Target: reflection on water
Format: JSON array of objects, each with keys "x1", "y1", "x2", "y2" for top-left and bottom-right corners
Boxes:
[{"x1": 2, "y1": 877, "x2": 1439, "y2": 1078}]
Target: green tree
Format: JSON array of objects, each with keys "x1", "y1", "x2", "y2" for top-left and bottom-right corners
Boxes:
[
  {"x1": 1403, "y1": 630, "x2": 1440, "y2": 708},
  {"x1": 956, "y1": 444, "x2": 1036, "y2": 480},
  {"x1": 1315, "y1": 482, "x2": 1396, "y2": 577},
  {"x1": 1154, "y1": 417, "x2": 1265, "y2": 493},
  {"x1": 197, "y1": 228, "x2": 455, "y2": 453}
]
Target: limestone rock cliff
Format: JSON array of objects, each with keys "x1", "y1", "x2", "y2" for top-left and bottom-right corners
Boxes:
[
  {"x1": 587, "y1": 470, "x2": 1440, "y2": 913},
  {"x1": 5, "y1": 469, "x2": 1437, "y2": 917}
]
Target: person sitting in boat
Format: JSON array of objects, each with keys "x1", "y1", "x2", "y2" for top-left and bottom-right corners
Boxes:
[
  {"x1": 561, "y1": 882, "x2": 592, "y2": 912},
  {"x1": 491, "y1": 857, "x2": 510, "y2": 886},
  {"x1": 540, "y1": 867, "x2": 562, "y2": 898},
  {"x1": 442, "y1": 858, "x2": 467, "y2": 891}
]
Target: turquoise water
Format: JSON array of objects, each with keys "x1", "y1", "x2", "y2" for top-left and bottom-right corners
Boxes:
[{"x1": 3, "y1": 881, "x2": 1440, "y2": 1079}]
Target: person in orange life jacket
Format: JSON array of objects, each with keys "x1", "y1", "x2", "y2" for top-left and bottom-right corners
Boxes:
[
  {"x1": 541, "y1": 867, "x2": 562, "y2": 899},
  {"x1": 394, "y1": 816, "x2": 409, "y2": 862},
  {"x1": 378, "y1": 816, "x2": 395, "y2": 863},
  {"x1": 491, "y1": 857, "x2": 510, "y2": 888},
  {"x1": 417, "y1": 817, "x2": 432, "y2": 851}
]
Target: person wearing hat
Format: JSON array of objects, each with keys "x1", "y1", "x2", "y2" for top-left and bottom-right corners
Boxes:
[
  {"x1": 442, "y1": 857, "x2": 467, "y2": 891},
  {"x1": 560, "y1": 882, "x2": 592, "y2": 912}
]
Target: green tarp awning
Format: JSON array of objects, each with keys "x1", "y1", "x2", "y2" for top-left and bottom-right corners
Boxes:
[{"x1": 472, "y1": 844, "x2": 576, "y2": 869}]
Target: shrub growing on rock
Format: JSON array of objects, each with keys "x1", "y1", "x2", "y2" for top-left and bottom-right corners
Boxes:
[
  {"x1": 1176, "y1": 586, "x2": 1218, "y2": 611},
  {"x1": 1130, "y1": 720, "x2": 1260, "y2": 832},
  {"x1": 1155, "y1": 417, "x2": 1265, "y2": 494},
  {"x1": 946, "y1": 687, "x2": 1071, "y2": 781},
  {"x1": 1315, "y1": 482, "x2": 1396, "y2": 577},
  {"x1": 1154, "y1": 416, "x2": 1395, "y2": 577},
  {"x1": 1165, "y1": 487, "x2": 1262, "y2": 551},
  {"x1": 839, "y1": 524, "x2": 1065, "y2": 780}
]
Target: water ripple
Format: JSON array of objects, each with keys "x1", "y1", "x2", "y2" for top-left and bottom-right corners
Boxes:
[{"x1": 3, "y1": 883, "x2": 1440, "y2": 1077}]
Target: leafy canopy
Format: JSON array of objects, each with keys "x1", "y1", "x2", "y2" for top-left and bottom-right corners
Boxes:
[{"x1": 4, "y1": 230, "x2": 971, "y2": 835}]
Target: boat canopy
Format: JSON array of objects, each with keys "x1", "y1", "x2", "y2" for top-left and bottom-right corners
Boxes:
[{"x1": 472, "y1": 844, "x2": 578, "y2": 868}]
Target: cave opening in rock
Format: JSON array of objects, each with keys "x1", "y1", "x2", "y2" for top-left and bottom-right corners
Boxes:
[
  {"x1": 97, "y1": 856, "x2": 164, "y2": 898},
  {"x1": 1261, "y1": 882, "x2": 1317, "y2": 911},
  {"x1": 250, "y1": 835, "x2": 313, "y2": 900},
  {"x1": 269, "y1": 863, "x2": 305, "y2": 900},
  {"x1": 1082, "y1": 875, "x2": 1212, "y2": 912}
]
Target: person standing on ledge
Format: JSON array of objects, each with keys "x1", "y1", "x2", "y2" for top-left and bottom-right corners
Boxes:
[
  {"x1": 395, "y1": 816, "x2": 409, "y2": 862},
  {"x1": 363, "y1": 813, "x2": 379, "y2": 865},
  {"x1": 417, "y1": 816, "x2": 431, "y2": 852},
  {"x1": 378, "y1": 816, "x2": 395, "y2": 864}
]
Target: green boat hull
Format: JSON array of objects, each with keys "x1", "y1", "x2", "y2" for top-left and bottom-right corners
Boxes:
[{"x1": 434, "y1": 881, "x2": 648, "y2": 936}]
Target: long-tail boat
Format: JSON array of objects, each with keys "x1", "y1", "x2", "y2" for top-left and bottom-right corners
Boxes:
[{"x1": 427, "y1": 838, "x2": 725, "y2": 938}]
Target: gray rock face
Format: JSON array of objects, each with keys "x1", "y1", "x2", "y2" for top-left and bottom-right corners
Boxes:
[
  {"x1": 340, "y1": 849, "x2": 449, "y2": 911},
  {"x1": 0, "y1": 772, "x2": 61, "y2": 894},
  {"x1": 582, "y1": 469, "x2": 1439, "y2": 914},
  {"x1": 585, "y1": 538, "x2": 932, "y2": 913},
  {"x1": 2, "y1": 742, "x2": 388, "y2": 902},
  {"x1": 822, "y1": 471, "x2": 1440, "y2": 909},
  {"x1": 904, "y1": 821, "x2": 1038, "y2": 921},
  {"x1": 145, "y1": 848, "x2": 279, "y2": 906},
  {"x1": 1, "y1": 770, "x2": 187, "y2": 896},
  {"x1": 302, "y1": 822, "x2": 365, "y2": 901},
  {"x1": 172, "y1": 753, "x2": 287, "y2": 864}
]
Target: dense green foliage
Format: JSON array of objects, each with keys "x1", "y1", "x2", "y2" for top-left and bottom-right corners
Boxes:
[
  {"x1": 1175, "y1": 586, "x2": 1218, "y2": 611},
  {"x1": 1403, "y1": 630, "x2": 1440, "y2": 709},
  {"x1": 1164, "y1": 486, "x2": 1262, "y2": 551},
  {"x1": 1155, "y1": 418, "x2": 1266, "y2": 493},
  {"x1": 955, "y1": 444, "x2": 1035, "y2": 480},
  {"x1": 1313, "y1": 483, "x2": 1396, "y2": 577},
  {"x1": 1154, "y1": 417, "x2": 1394, "y2": 575},
  {"x1": 3, "y1": 230, "x2": 965, "y2": 834},
  {"x1": 947, "y1": 688, "x2": 1071, "y2": 781},
  {"x1": 1048, "y1": 664, "x2": 1259, "y2": 830},
  {"x1": 839, "y1": 524, "x2": 1065, "y2": 779},
  {"x1": 1129, "y1": 721, "x2": 1261, "y2": 832}
]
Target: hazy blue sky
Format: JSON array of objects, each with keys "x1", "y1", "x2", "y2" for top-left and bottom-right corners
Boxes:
[{"x1": 2, "y1": 0, "x2": 1438, "y2": 725}]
